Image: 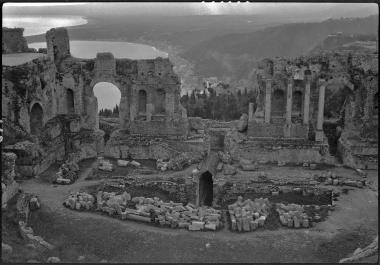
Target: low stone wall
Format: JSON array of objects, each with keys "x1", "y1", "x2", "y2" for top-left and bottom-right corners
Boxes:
[
  {"x1": 247, "y1": 121, "x2": 309, "y2": 139},
  {"x1": 232, "y1": 138, "x2": 330, "y2": 164},
  {"x1": 105, "y1": 131, "x2": 205, "y2": 160},
  {"x1": 129, "y1": 119, "x2": 189, "y2": 137}
]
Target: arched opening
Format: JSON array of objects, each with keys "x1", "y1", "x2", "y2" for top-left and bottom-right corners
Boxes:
[
  {"x1": 66, "y1": 89, "x2": 75, "y2": 114},
  {"x1": 138, "y1": 90, "x2": 147, "y2": 114},
  {"x1": 30, "y1": 103, "x2": 43, "y2": 135},
  {"x1": 93, "y1": 82, "x2": 121, "y2": 118},
  {"x1": 292, "y1": 91, "x2": 303, "y2": 115},
  {"x1": 272, "y1": 89, "x2": 285, "y2": 117},
  {"x1": 155, "y1": 88, "x2": 166, "y2": 114},
  {"x1": 199, "y1": 171, "x2": 213, "y2": 206},
  {"x1": 93, "y1": 82, "x2": 121, "y2": 144}
]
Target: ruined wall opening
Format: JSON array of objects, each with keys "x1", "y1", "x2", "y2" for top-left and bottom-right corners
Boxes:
[
  {"x1": 93, "y1": 82, "x2": 121, "y2": 116},
  {"x1": 138, "y1": 90, "x2": 147, "y2": 114},
  {"x1": 66, "y1": 89, "x2": 75, "y2": 114},
  {"x1": 199, "y1": 171, "x2": 213, "y2": 206},
  {"x1": 155, "y1": 88, "x2": 166, "y2": 114},
  {"x1": 292, "y1": 91, "x2": 303, "y2": 115},
  {"x1": 30, "y1": 103, "x2": 43, "y2": 135},
  {"x1": 272, "y1": 89, "x2": 285, "y2": 117},
  {"x1": 93, "y1": 82, "x2": 121, "y2": 143}
]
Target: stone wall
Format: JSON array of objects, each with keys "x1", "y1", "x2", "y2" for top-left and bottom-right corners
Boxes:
[
  {"x1": 2, "y1": 27, "x2": 28, "y2": 53},
  {"x1": 229, "y1": 138, "x2": 331, "y2": 164},
  {"x1": 129, "y1": 119, "x2": 189, "y2": 137},
  {"x1": 2, "y1": 56, "x2": 58, "y2": 134},
  {"x1": 247, "y1": 121, "x2": 308, "y2": 139},
  {"x1": 2, "y1": 152, "x2": 20, "y2": 208}
]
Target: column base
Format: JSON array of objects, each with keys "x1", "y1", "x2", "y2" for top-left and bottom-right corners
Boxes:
[{"x1": 315, "y1": 130, "x2": 324, "y2": 142}]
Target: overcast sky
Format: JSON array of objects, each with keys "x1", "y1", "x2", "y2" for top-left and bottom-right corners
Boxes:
[{"x1": 4, "y1": 2, "x2": 378, "y2": 18}]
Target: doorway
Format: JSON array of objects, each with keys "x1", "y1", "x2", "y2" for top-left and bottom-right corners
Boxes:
[{"x1": 199, "y1": 171, "x2": 213, "y2": 206}]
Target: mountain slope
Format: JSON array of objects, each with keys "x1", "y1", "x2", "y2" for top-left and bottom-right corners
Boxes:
[{"x1": 183, "y1": 15, "x2": 378, "y2": 78}]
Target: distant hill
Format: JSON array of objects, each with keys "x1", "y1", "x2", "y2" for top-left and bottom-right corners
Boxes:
[
  {"x1": 309, "y1": 33, "x2": 378, "y2": 54},
  {"x1": 183, "y1": 15, "x2": 378, "y2": 78}
]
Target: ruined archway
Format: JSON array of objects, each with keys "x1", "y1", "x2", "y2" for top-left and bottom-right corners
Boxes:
[
  {"x1": 199, "y1": 171, "x2": 213, "y2": 206},
  {"x1": 272, "y1": 89, "x2": 285, "y2": 117},
  {"x1": 30, "y1": 103, "x2": 43, "y2": 135},
  {"x1": 138, "y1": 89, "x2": 147, "y2": 114},
  {"x1": 93, "y1": 82, "x2": 121, "y2": 117},
  {"x1": 155, "y1": 88, "x2": 166, "y2": 114},
  {"x1": 93, "y1": 82, "x2": 121, "y2": 143},
  {"x1": 66, "y1": 89, "x2": 75, "y2": 114}
]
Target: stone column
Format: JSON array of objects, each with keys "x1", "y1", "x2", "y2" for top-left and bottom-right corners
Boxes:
[
  {"x1": 303, "y1": 77, "x2": 311, "y2": 125},
  {"x1": 315, "y1": 81, "x2": 326, "y2": 142},
  {"x1": 146, "y1": 103, "x2": 153, "y2": 121},
  {"x1": 264, "y1": 79, "x2": 272, "y2": 123},
  {"x1": 129, "y1": 87, "x2": 137, "y2": 121},
  {"x1": 284, "y1": 79, "x2": 293, "y2": 137},
  {"x1": 286, "y1": 79, "x2": 293, "y2": 124},
  {"x1": 248, "y1": 102, "x2": 254, "y2": 121},
  {"x1": 119, "y1": 95, "x2": 128, "y2": 129}
]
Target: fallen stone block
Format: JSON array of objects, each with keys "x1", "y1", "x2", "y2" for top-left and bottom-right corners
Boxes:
[
  {"x1": 257, "y1": 216, "x2": 266, "y2": 227},
  {"x1": 178, "y1": 222, "x2": 190, "y2": 229},
  {"x1": 130, "y1": 160, "x2": 141, "y2": 167},
  {"x1": 293, "y1": 216, "x2": 300, "y2": 228},
  {"x1": 189, "y1": 221, "x2": 205, "y2": 231},
  {"x1": 242, "y1": 218, "x2": 251, "y2": 231},
  {"x1": 56, "y1": 178, "x2": 71, "y2": 184},
  {"x1": 205, "y1": 223, "x2": 217, "y2": 231},
  {"x1": 117, "y1": 160, "x2": 129, "y2": 167},
  {"x1": 47, "y1": 257, "x2": 60, "y2": 263},
  {"x1": 126, "y1": 213, "x2": 151, "y2": 223},
  {"x1": 287, "y1": 218, "x2": 293, "y2": 228}
]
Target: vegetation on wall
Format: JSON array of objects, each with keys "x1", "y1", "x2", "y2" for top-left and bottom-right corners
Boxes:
[{"x1": 181, "y1": 88, "x2": 256, "y2": 121}]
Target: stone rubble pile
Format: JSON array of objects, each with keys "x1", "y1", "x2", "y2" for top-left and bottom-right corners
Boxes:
[
  {"x1": 228, "y1": 196, "x2": 271, "y2": 232},
  {"x1": 156, "y1": 152, "x2": 203, "y2": 171},
  {"x1": 63, "y1": 192, "x2": 95, "y2": 210},
  {"x1": 313, "y1": 171, "x2": 365, "y2": 188},
  {"x1": 275, "y1": 203, "x2": 310, "y2": 228},
  {"x1": 156, "y1": 158, "x2": 169, "y2": 171},
  {"x1": 65, "y1": 190, "x2": 222, "y2": 231},
  {"x1": 97, "y1": 157, "x2": 113, "y2": 172},
  {"x1": 54, "y1": 158, "x2": 79, "y2": 184}
]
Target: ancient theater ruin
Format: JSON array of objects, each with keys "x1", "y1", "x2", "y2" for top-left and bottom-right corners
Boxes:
[{"x1": 1, "y1": 26, "x2": 378, "y2": 261}]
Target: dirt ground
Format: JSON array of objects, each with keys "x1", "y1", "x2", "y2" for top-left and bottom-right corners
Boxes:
[{"x1": 10, "y1": 161, "x2": 379, "y2": 263}]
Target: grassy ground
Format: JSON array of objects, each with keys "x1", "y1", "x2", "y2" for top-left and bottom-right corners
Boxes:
[{"x1": 9, "y1": 160, "x2": 378, "y2": 263}]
